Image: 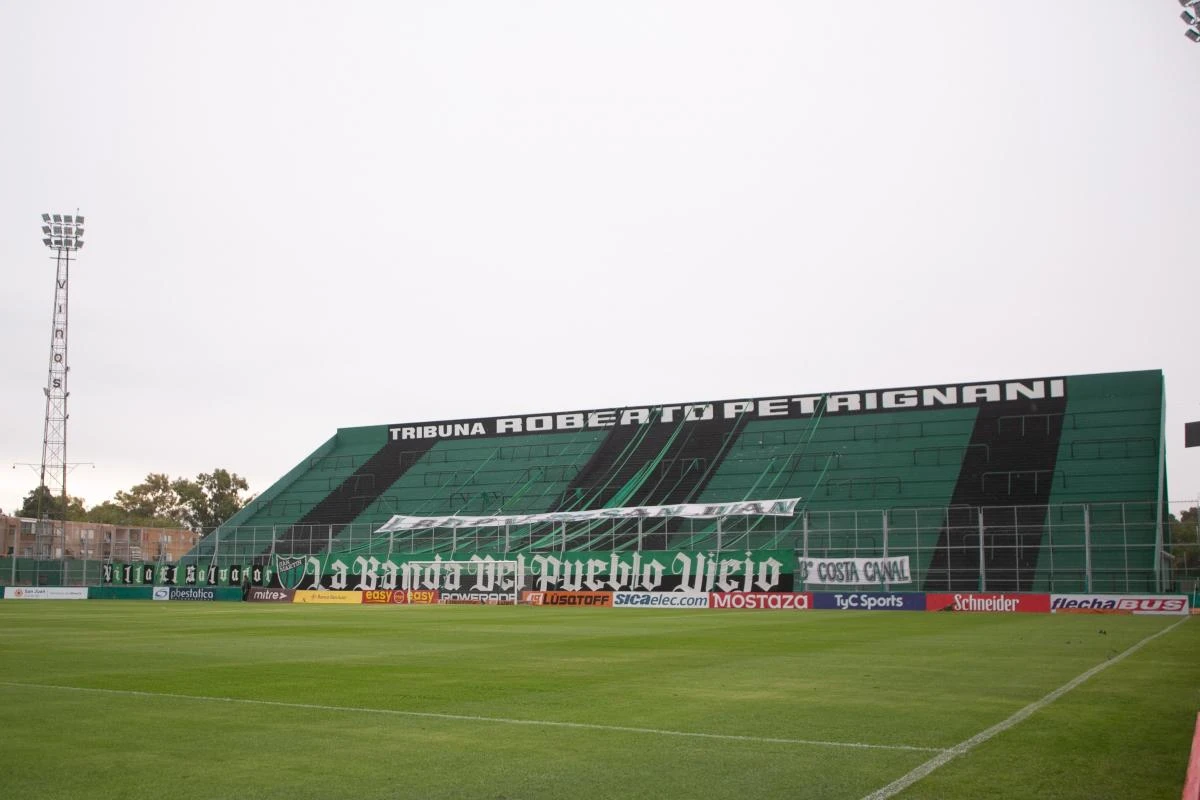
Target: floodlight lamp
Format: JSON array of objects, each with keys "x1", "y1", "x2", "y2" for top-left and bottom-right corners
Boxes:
[
  {"x1": 52, "y1": 238, "x2": 63, "y2": 248},
  {"x1": 43, "y1": 238, "x2": 52, "y2": 246},
  {"x1": 53, "y1": 214, "x2": 62, "y2": 223},
  {"x1": 42, "y1": 226, "x2": 51, "y2": 235},
  {"x1": 1188, "y1": 27, "x2": 1200, "y2": 41},
  {"x1": 75, "y1": 215, "x2": 84, "y2": 224},
  {"x1": 1182, "y1": 0, "x2": 1200, "y2": 7},
  {"x1": 41, "y1": 213, "x2": 50, "y2": 223},
  {"x1": 75, "y1": 227, "x2": 84, "y2": 238},
  {"x1": 76, "y1": 241, "x2": 83, "y2": 250},
  {"x1": 1184, "y1": 9, "x2": 1199, "y2": 25}
]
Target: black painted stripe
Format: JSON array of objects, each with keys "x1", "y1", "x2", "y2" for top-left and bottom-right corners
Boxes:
[
  {"x1": 924, "y1": 396, "x2": 1068, "y2": 591},
  {"x1": 555, "y1": 412, "x2": 750, "y2": 549},
  {"x1": 270, "y1": 437, "x2": 439, "y2": 555}
]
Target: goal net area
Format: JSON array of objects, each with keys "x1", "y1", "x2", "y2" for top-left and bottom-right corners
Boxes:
[{"x1": 400, "y1": 560, "x2": 526, "y2": 605}]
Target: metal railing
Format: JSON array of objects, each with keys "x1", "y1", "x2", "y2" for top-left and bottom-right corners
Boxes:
[{"x1": 4, "y1": 500, "x2": 1197, "y2": 594}]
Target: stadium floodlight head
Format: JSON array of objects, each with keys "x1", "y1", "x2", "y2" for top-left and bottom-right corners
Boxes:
[
  {"x1": 1182, "y1": 0, "x2": 1200, "y2": 37},
  {"x1": 41, "y1": 212, "x2": 84, "y2": 252},
  {"x1": 41, "y1": 213, "x2": 50, "y2": 223}
]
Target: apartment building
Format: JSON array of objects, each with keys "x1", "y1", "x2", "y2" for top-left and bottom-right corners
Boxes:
[{"x1": 0, "y1": 514, "x2": 201, "y2": 563}]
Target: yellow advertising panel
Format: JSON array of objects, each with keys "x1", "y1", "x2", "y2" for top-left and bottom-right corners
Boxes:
[{"x1": 292, "y1": 590, "x2": 362, "y2": 605}]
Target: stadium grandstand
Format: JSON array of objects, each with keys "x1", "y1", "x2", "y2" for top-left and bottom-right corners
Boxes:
[{"x1": 179, "y1": 369, "x2": 1170, "y2": 595}]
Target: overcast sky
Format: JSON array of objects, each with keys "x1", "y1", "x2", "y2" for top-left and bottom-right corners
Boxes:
[{"x1": 2, "y1": 1, "x2": 1198, "y2": 517}]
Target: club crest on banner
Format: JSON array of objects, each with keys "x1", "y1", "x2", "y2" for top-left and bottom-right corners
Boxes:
[{"x1": 275, "y1": 555, "x2": 309, "y2": 590}]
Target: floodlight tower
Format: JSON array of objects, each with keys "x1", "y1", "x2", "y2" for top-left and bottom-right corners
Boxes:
[
  {"x1": 1182, "y1": 0, "x2": 1200, "y2": 42},
  {"x1": 35, "y1": 212, "x2": 84, "y2": 556}
]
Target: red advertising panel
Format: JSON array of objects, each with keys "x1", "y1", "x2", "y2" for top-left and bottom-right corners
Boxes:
[
  {"x1": 362, "y1": 589, "x2": 407, "y2": 604},
  {"x1": 361, "y1": 589, "x2": 441, "y2": 604},
  {"x1": 709, "y1": 592, "x2": 811, "y2": 610},
  {"x1": 925, "y1": 593, "x2": 1050, "y2": 613}
]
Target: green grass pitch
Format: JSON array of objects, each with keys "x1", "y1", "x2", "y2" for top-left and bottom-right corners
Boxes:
[{"x1": 0, "y1": 602, "x2": 1196, "y2": 799}]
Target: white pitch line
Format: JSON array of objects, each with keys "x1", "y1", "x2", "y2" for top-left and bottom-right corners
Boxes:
[
  {"x1": 861, "y1": 616, "x2": 1191, "y2": 800},
  {"x1": 0, "y1": 680, "x2": 943, "y2": 754}
]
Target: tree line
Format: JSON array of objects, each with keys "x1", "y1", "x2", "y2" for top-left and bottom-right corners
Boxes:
[
  {"x1": 6, "y1": 469, "x2": 253, "y2": 532},
  {"x1": 1170, "y1": 507, "x2": 1200, "y2": 576}
]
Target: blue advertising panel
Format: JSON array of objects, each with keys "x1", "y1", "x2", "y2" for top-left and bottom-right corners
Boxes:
[{"x1": 810, "y1": 591, "x2": 926, "y2": 611}]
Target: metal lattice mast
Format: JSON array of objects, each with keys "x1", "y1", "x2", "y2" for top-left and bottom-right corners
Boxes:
[{"x1": 36, "y1": 212, "x2": 84, "y2": 549}]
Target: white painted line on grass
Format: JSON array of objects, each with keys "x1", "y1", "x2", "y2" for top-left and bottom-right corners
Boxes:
[
  {"x1": 0, "y1": 680, "x2": 944, "y2": 754},
  {"x1": 860, "y1": 617, "x2": 1191, "y2": 800}
]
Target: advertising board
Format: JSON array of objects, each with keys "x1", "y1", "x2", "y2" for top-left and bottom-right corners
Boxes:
[
  {"x1": 520, "y1": 591, "x2": 612, "y2": 607},
  {"x1": 169, "y1": 587, "x2": 217, "y2": 601},
  {"x1": 613, "y1": 592, "x2": 710, "y2": 608},
  {"x1": 362, "y1": 589, "x2": 405, "y2": 604},
  {"x1": 245, "y1": 588, "x2": 295, "y2": 603},
  {"x1": 292, "y1": 590, "x2": 362, "y2": 605},
  {"x1": 438, "y1": 591, "x2": 517, "y2": 604},
  {"x1": 709, "y1": 592, "x2": 810, "y2": 610},
  {"x1": 4, "y1": 586, "x2": 88, "y2": 600},
  {"x1": 86, "y1": 586, "x2": 153, "y2": 600},
  {"x1": 810, "y1": 592, "x2": 925, "y2": 611},
  {"x1": 1050, "y1": 594, "x2": 1189, "y2": 615},
  {"x1": 925, "y1": 593, "x2": 1050, "y2": 613}
]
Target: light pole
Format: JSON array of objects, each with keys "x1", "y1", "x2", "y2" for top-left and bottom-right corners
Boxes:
[
  {"x1": 1182, "y1": 0, "x2": 1200, "y2": 42},
  {"x1": 37, "y1": 212, "x2": 84, "y2": 567}
]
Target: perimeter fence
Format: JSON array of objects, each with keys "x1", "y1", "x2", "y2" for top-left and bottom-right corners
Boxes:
[{"x1": 4, "y1": 500, "x2": 1197, "y2": 595}]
